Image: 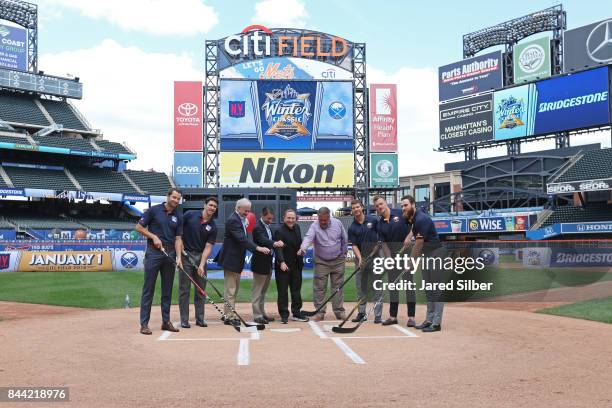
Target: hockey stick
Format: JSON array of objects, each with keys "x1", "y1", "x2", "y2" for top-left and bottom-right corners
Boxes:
[
  {"x1": 180, "y1": 250, "x2": 266, "y2": 331},
  {"x1": 302, "y1": 242, "x2": 381, "y2": 317}
]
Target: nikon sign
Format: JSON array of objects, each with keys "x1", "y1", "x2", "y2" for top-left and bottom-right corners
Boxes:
[
  {"x1": 513, "y1": 36, "x2": 551, "y2": 84},
  {"x1": 219, "y1": 152, "x2": 354, "y2": 188}
]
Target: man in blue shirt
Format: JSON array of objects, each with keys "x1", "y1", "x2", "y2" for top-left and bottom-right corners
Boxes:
[
  {"x1": 400, "y1": 194, "x2": 445, "y2": 332},
  {"x1": 347, "y1": 199, "x2": 383, "y2": 323},
  {"x1": 135, "y1": 188, "x2": 184, "y2": 335},
  {"x1": 179, "y1": 196, "x2": 218, "y2": 329},
  {"x1": 373, "y1": 195, "x2": 416, "y2": 327}
]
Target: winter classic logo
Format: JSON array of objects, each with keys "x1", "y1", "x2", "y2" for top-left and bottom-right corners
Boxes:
[
  {"x1": 120, "y1": 252, "x2": 139, "y2": 269},
  {"x1": 496, "y1": 96, "x2": 525, "y2": 130},
  {"x1": 375, "y1": 159, "x2": 394, "y2": 178},
  {"x1": 261, "y1": 84, "x2": 311, "y2": 140},
  {"x1": 518, "y1": 43, "x2": 546, "y2": 73}
]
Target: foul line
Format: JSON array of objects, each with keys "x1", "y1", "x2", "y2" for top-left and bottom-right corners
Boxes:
[
  {"x1": 157, "y1": 331, "x2": 172, "y2": 341},
  {"x1": 391, "y1": 325, "x2": 419, "y2": 337},
  {"x1": 237, "y1": 339, "x2": 249, "y2": 366},
  {"x1": 331, "y1": 338, "x2": 365, "y2": 364},
  {"x1": 308, "y1": 321, "x2": 328, "y2": 339}
]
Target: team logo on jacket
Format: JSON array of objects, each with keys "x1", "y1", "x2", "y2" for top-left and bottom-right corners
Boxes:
[
  {"x1": 171, "y1": 216, "x2": 177, "y2": 223},
  {"x1": 393, "y1": 216, "x2": 400, "y2": 222},
  {"x1": 366, "y1": 222, "x2": 373, "y2": 228},
  {"x1": 261, "y1": 84, "x2": 311, "y2": 140}
]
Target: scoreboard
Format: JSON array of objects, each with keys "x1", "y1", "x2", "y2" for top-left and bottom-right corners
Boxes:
[{"x1": 0, "y1": 67, "x2": 83, "y2": 99}]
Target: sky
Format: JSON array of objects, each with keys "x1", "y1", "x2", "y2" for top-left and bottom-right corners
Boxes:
[{"x1": 32, "y1": 0, "x2": 611, "y2": 177}]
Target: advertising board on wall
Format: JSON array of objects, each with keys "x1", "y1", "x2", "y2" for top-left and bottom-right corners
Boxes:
[
  {"x1": 439, "y1": 93, "x2": 494, "y2": 148},
  {"x1": 174, "y1": 81, "x2": 203, "y2": 151},
  {"x1": 0, "y1": 23, "x2": 27, "y2": 71},
  {"x1": 369, "y1": 84, "x2": 398, "y2": 152},
  {"x1": 370, "y1": 153, "x2": 398, "y2": 187},
  {"x1": 513, "y1": 36, "x2": 551, "y2": 83},
  {"x1": 438, "y1": 51, "x2": 503, "y2": 102},
  {"x1": 173, "y1": 152, "x2": 203, "y2": 188},
  {"x1": 563, "y1": 18, "x2": 612, "y2": 72},
  {"x1": 220, "y1": 57, "x2": 353, "y2": 80}
]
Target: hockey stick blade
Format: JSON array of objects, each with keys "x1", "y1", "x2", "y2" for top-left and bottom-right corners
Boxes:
[{"x1": 331, "y1": 325, "x2": 361, "y2": 334}]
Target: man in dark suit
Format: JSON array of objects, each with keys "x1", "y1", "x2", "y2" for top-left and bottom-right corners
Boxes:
[
  {"x1": 250, "y1": 207, "x2": 284, "y2": 324},
  {"x1": 274, "y1": 209, "x2": 308, "y2": 324},
  {"x1": 214, "y1": 198, "x2": 270, "y2": 325}
]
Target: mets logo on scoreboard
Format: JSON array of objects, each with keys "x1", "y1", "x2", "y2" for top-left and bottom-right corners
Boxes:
[
  {"x1": 260, "y1": 84, "x2": 312, "y2": 140},
  {"x1": 228, "y1": 101, "x2": 245, "y2": 118}
]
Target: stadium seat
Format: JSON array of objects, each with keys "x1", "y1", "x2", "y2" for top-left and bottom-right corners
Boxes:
[
  {"x1": 94, "y1": 139, "x2": 134, "y2": 156},
  {"x1": 0, "y1": 133, "x2": 34, "y2": 146},
  {"x1": 0, "y1": 217, "x2": 15, "y2": 228},
  {"x1": 39, "y1": 99, "x2": 89, "y2": 131},
  {"x1": 75, "y1": 218, "x2": 138, "y2": 230},
  {"x1": 7, "y1": 214, "x2": 85, "y2": 229},
  {"x1": 123, "y1": 170, "x2": 172, "y2": 196},
  {"x1": 541, "y1": 203, "x2": 612, "y2": 227},
  {"x1": 554, "y1": 148, "x2": 612, "y2": 183},
  {"x1": 3, "y1": 166, "x2": 78, "y2": 191},
  {"x1": 33, "y1": 134, "x2": 96, "y2": 152},
  {"x1": 70, "y1": 167, "x2": 139, "y2": 194},
  {"x1": 0, "y1": 92, "x2": 50, "y2": 127}
]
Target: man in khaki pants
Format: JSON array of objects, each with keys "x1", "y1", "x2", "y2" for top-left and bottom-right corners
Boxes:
[
  {"x1": 298, "y1": 207, "x2": 348, "y2": 322},
  {"x1": 250, "y1": 207, "x2": 284, "y2": 324},
  {"x1": 213, "y1": 198, "x2": 270, "y2": 326}
]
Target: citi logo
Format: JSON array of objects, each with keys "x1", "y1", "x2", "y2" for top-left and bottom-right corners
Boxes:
[{"x1": 176, "y1": 166, "x2": 200, "y2": 174}]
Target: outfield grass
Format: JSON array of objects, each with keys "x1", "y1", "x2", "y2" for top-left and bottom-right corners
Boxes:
[
  {"x1": 537, "y1": 296, "x2": 612, "y2": 324},
  {"x1": 0, "y1": 266, "x2": 610, "y2": 309}
]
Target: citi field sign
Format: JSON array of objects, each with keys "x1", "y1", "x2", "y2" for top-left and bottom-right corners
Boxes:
[{"x1": 223, "y1": 25, "x2": 350, "y2": 59}]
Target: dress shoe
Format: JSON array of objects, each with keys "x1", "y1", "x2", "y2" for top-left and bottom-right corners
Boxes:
[
  {"x1": 415, "y1": 320, "x2": 432, "y2": 330},
  {"x1": 264, "y1": 315, "x2": 275, "y2": 322},
  {"x1": 140, "y1": 325, "x2": 152, "y2": 335},
  {"x1": 281, "y1": 317, "x2": 288, "y2": 324},
  {"x1": 374, "y1": 317, "x2": 383, "y2": 324},
  {"x1": 406, "y1": 318, "x2": 416, "y2": 327},
  {"x1": 254, "y1": 317, "x2": 268, "y2": 325},
  {"x1": 421, "y1": 324, "x2": 441, "y2": 332},
  {"x1": 351, "y1": 312, "x2": 366, "y2": 323},
  {"x1": 196, "y1": 320, "x2": 208, "y2": 327},
  {"x1": 161, "y1": 321, "x2": 180, "y2": 332},
  {"x1": 181, "y1": 322, "x2": 191, "y2": 329},
  {"x1": 310, "y1": 314, "x2": 324, "y2": 322},
  {"x1": 382, "y1": 317, "x2": 398, "y2": 326}
]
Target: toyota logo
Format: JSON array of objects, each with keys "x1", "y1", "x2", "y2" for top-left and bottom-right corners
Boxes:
[
  {"x1": 178, "y1": 102, "x2": 198, "y2": 117},
  {"x1": 586, "y1": 19, "x2": 612, "y2": 63}
]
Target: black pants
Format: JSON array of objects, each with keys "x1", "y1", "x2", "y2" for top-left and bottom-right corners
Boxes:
[
  {"x1": 140, "y1": 247, "x2": 176, "y2": 326},
  {"x1": 388, "y1": 267, "x2": 416, "y2": 318},
  {"x1": 178, "y1": 250, "x2": 206, "y2": 325},
  {"x1": 276, "y1": 263, "x2": 303, "y2": 318}
]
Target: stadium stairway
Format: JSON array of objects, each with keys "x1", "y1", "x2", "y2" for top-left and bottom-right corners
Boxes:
[{"x1": 0, "y1": 164, "x2": 14, "y2": 187}]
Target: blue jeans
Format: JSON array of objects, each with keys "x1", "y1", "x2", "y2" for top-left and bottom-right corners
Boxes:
[{"x1": 140, "y1": 247, "x2": 176, "y2": 325}]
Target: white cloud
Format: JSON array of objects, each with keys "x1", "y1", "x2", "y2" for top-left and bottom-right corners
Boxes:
[
  {"x1": 252, "y1": 0, "x2": 308, "y2": 28},
  {"x1": 38, "y1": 0, "x2": 218, "y2": 35},
  {"x1": 40, "y1": 39, "x2": 202, "y2": 172}
]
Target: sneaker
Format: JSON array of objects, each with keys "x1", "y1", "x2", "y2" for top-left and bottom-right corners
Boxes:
[
  {"x1": 196, "y1": 320, "x2": 208, "y2": 327},
  {"x1": 181, "y1": 322, "x2": 191, "y2": 329},
  {"x1": 374, "y1": 317, "x2": 383, "y2": 324},
  {"x1": 281, "y1": 317, "x2": 288, "y2": 324},
  {"x1": 382, "y1": 317, "x2": 398, "y2": 326},
  {"x1": 421, "y1": 324, "x2": 441, "y2": 332},
  {"x1": 415, "y1": 320, "x2": 432, "y2": 330},
  {"x1": 406, "y1": 318, "x2": 416, "y2": 328},
  {"x1": 351, "y1": 312, "x2": 366, "y2": 323},
  {"x1": 291, "y1": 314, "x2": 309, "y2": 322}
]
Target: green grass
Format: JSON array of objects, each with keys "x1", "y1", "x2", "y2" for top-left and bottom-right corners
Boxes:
[{"x1": 537, "y1": 296, "x2": 612, "y2": 324}]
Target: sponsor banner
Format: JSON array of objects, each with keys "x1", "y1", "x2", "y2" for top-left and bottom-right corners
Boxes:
[
  {"x1": 369, "y1": 84, "x2": 398, "y2": 152},
  {"x1": 122, "y1": 194, "x2": 150, "y2": 202},
  {"x1": 433, "y1": 218, "x2": 466, "y2": 234},
  {"x1": 112, "y1": 250, "x2": 144, "y2": 271},
  {"x1": 438, "y1": 51, "x2": 503, "y2": 102},
  {"x1": 522, "y1": 247, "x2": 552, "y2": 268},
  {"x1": 219, "y1": 152, "x2": 354, "y2": 188},
  {"x1": 370, "y1": 153, "x2": 398, "y2": 187},
  {"x1": 547, "y1": 178, "x2": 611, "y2": 194},
  {"x1": 563, "y1": 18, "x2": 612, "y2": 73},
  {"x1": 494, "y1": 67, "x2": 610, "y2": 140},
  {"x1": 174, "y1": 81, "x2": 203, "y2": 151},
  {"x1": 560, "y1": 221, "x2": 612, "y2": 234},
  {"x1": 18, "y1": 251, "x2": 113, "y2": 272},
  {"x1": 467, "y1": 216, "x2": 529, "y2": 233},
  {"x1": 550, "y1": 248, "x2": 612, "y2": 267},
  {"x1": 220, "y1": 79, "x2": 353, "y2": 151},
  {"x1": 219, "y1": 26, "x2": 353, "y2": 72},
  {"x1": 0, "y1": 229, "x2": 16, "y2": 240},
  {"x1": 0, "y1": 251, "x2": 20, "y2": 272},
  {"x1": 513, "y1": 36, "x2": 551, "y2": 84},
  {"x1": 0, "y1": 242, "x2": 146, "y2": 252},
  {"x1": 439, "y1": 93, "x2": 494, "y2": 148},
  {"x1": 297, "y1": 195, "x2": 353, "y2": 202},
  {"x1": 0, "y1": 23, "x2": 28, "y2": 71},
  {"x1": 23, "y1": 229, "x2": 142, "y2": 241},
  {"x1": 2, "y1": 162, "x2": 64, "y2": 171},
  {"x1": 173, "y1": 151, "x2": 203, "y2": 188},
  {"x1": 220, "y1": 57, "x2": 353, "y2": 80},
  {"x1": 526, "y1": 223, "x2": 562, "y2": 240},
  {"x1": 470, "y1": 248, "x2": 500, "y2": 267},
  {"x1": 0, "y1": 187, "x2": 25, "y2": 196}
]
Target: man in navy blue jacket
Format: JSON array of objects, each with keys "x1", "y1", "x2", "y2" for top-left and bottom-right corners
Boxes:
[{"x1": 214, "y1": 198, "x2": 270, "y2": 325}]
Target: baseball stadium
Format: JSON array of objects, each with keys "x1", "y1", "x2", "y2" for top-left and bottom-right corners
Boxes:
[{"x1": 0, "y1": 1, "x2": 611, "y2": 407}]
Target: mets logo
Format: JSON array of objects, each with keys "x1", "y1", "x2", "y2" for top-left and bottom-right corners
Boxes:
[
  {"x1": 229, "y1": 101, "x2": 245, "y2": 118},
  {"x1": 261, "y1": 84, "x2": 311, "y2": 140},
  {"x1": 496, "y1": 96, "x2": 525, "y2": 130},
  {"x1": 120, "y1": 252, "x2": 139, "y2": 269}
]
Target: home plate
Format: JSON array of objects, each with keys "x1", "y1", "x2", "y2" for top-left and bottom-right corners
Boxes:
[{"x1": 270, "y1": 328, "x2": 302, "y2": 333}]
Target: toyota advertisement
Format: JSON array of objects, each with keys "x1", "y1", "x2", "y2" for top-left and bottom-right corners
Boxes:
[
  {"x1": 174, "y1": 81, "x2": 203, "y2": 151},
  {"x1": 563, "y1": 18, "x2": 612, "y2": 73},
  {"x1": 173, "y1": 151, "x2": 203, "y2": 187},
  {"x1": 439, "y1": 93, "x2": 494, "y2": 148},
  {"x1": 220, "y1": 79, "x2": 353, "y2": 150},
  {"x1": 494, "y1": 67, "x2": 610, "y2": 141},
  {"x1": 438, "y1": 51, "x2": 503, "y2": 102}
]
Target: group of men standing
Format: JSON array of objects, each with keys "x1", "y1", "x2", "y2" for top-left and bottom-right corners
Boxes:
[{"x1": 136, "y1": 189, "x2": 444, "y2": 335}]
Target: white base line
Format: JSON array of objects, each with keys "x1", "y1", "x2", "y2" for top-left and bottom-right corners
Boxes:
[
  {"x1": 308, "y1": 321, "x2": 328, "y2": 339},
  {"x1": 157, "y1": 331, "x2": 172, "y2": 341},
  {"x1": 237, "y1": 339, "x2": 249, "y2": 366},
  {"x1": 392, "y1": 325, "x2": 419, "y2": 337},
  {"x1": 163, "y1": 337, "x2": 242, "y2": 341},
  {"x1": 337, "y1": 336, "x2": 416, "y2": 339},
  {"x1": 332, "y1": 338, "x2": 365, "y2": 364}
]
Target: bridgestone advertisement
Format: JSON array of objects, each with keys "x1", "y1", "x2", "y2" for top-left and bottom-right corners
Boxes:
[{"x1": 439, "y1": 94, "x2": 494, "y2": 148}]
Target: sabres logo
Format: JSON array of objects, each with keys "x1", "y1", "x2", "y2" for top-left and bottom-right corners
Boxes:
[
  {"x1": 393, "y1": 216, "x2": 400, "y2": 222},
  {"x1": 366, "y1": 222, "x2": 373, "y2": 228},
  {"x1": 261, "y1": 84, "x2": 311, "y2": 140}
]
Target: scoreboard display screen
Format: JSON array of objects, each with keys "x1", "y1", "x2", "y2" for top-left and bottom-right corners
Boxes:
[{"x1": 0, "y1": 67, "x2": 83, "y2": 99}]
